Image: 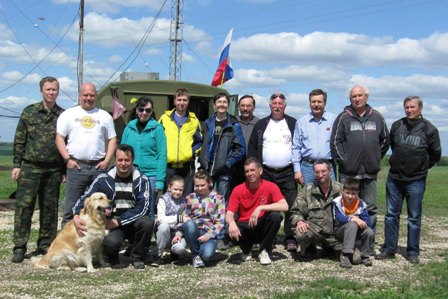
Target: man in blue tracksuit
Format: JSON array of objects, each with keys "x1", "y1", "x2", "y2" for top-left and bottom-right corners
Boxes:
[{"x1": 73, "y1": 144, "x2": 154, "y2": 269}]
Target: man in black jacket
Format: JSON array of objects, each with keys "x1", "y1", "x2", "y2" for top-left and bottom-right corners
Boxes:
[
  {"x1": 248, "y1": 92, "x2": 298, "y2": 251},
  {"x1": 377, "y1": 96, "x2": 441, "y2": 264},
  {"x1": 331, "y1": 85, "x2": 390, "y2": 254}
]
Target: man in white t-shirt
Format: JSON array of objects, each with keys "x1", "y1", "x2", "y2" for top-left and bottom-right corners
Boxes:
[
  {"x1": 56, "y1": 82, "x2": 117, "y2": 226},
  {"x1": 247, "y1": 92, "x2": 298, "y2": 252}
]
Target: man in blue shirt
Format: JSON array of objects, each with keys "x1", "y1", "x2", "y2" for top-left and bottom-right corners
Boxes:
[{"x1": 292, "y1": 89, "x2": 336, "y2": 186}]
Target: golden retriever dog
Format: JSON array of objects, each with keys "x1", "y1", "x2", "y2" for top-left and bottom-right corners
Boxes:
[{"x1": 32, "y1": 192, "x2": 111, "y2": 273}]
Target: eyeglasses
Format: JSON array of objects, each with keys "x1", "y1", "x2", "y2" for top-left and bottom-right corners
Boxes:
[
  {"x1": 270, "y1": 93, "x2": 286, "y2": 100},
  {"x1": 137, "y1": 107, "x2": 152, "y2": 114}
]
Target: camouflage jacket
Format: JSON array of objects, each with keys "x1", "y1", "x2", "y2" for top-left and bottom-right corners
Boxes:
[
  {"x1": 290, "y1": 180, "x2": 343, "y2": 235},
  {"x1": 13, "y1": 102, "x2": 65, "y2": 168}
]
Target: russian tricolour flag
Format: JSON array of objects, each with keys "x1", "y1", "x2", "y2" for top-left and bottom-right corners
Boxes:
[{"x1": 211, "y1": 28, "x2": 234, "y2": 87}]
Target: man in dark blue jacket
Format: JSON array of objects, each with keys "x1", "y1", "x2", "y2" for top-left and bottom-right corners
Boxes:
[
  {"x1": 377, "y1": 96, "x2": 441, "y2": 264},
  {"x1": 199, "y1": 93, "x2": 246, "y2": 202},
  {"x1": 73, "y1": 144, "x2": 154, "y2": 269},
  {"x1": 331, "y1": 85, "x2": 390, "y2": 255}
]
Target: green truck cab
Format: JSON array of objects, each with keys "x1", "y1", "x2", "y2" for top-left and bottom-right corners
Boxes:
[{"x1": 96, "y1": 79, "x2": 237, "y2": 139}]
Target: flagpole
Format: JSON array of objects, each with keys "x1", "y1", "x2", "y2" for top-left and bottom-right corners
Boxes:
[{"x1": 220, "y1": 72, "x2": 225, "y2": 87}]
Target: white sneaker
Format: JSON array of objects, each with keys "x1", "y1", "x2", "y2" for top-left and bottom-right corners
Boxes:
[
  {"x1": 241, "y1": 252, "x2": 252, "y2": 262},
  {"x1": 192, "y1": 255, "x2": 205, "y2": 268},
  {"x1": 258, "y1": 249, "x2": 271, "y2": 265}
]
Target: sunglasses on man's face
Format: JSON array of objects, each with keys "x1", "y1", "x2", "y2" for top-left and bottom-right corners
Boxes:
[{"x1": 137, "y1": 107, "x2": 152, "y2": 114}]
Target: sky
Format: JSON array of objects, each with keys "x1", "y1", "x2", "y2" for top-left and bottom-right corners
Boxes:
[{"x1": 0, "y1": 0, "x2": 447, "y2": 155}]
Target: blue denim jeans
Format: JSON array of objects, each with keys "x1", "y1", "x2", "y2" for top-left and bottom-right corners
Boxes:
[
  {"x1": 301, "y1": 160, "x2": 336, "y2": 185},
  {"x1": 212, "y1": 174, "x2": 231, "y2": 203},
  {"x1": 383, "y1": 176, "x2": 426, "y2": 257},
  {"x1": 147, "y1": 175, "x2": 157, "y2": 218},
  {"x1": 183, "y1": 220, "x2": 217, "y2": 262},
  {"x1": 62, "y1": 164, "x2": 106, "y2": 226}
]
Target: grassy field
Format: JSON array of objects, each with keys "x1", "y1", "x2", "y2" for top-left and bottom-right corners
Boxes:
[{"x1": 0, "y1": 154, "x2": 447, "y2": 298}]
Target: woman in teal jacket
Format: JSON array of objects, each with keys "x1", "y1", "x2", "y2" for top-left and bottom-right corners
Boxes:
[{"x1": 121, "y1": 96, "x2": 167, "y2": 215}]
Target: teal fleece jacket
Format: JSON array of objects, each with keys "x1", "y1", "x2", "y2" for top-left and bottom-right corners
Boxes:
[{"x1": 121, "y1": 118, "x2": 167, "y2": 190}]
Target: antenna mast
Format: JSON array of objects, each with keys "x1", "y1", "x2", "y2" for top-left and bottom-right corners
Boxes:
[
  {"x1": 77, "y1": 0, "x2": 84, "y2": 98},
  {"x1": 169, "y1": 0, "x2": 183, "y2": 81}
]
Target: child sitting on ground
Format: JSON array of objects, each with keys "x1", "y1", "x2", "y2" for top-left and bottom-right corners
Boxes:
[
  {"x1": 152, "y1": 175, "x2": 187, "y2": 267},
  {"x1": 332, "y1": 178, "x2": 374, "y2": 268},
  {"x1": 178, "y1": 170, "x2": 225, "y2": 268}
]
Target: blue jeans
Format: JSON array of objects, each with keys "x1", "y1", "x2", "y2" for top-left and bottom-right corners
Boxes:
[
  {"x1": 383, "y1": 176, "x2": 426, "y2": 257},
  {"x1": 62, "y1": 164, "x2": 106, "y2": 226},
  {"x1": 212, "y1": 174, "x2": 231, "y2": 203},
  {"x1": 147, "y1": 175, "x2": 157, "y2": 218},
  {"x1": 183, "y1": 220, "x2": 217, "y2": 262},
  {"x1": 301, "y1": 160, "x2": 336, "y2": 185}
]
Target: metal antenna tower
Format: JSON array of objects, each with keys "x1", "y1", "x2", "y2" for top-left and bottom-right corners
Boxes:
[{"x1": 169, "y1": 0, "x2": 183, "y2": 81}]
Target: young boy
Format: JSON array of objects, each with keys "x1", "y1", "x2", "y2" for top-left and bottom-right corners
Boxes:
[
  {"x1": 332, "y1": 178, "x2": 374, "y2": 268},
  {"x1": 152, "y1": 176, "x2": 187, "y2": 267}
]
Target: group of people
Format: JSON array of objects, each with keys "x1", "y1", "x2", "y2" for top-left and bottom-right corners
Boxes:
[{"x1": 11, "y1": 76, "x2": 441, "y2": 270}]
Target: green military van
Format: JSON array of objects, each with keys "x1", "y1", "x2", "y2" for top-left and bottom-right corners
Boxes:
[{"x1": 96, "y1": 79, "x2": 237, "y2": 139}]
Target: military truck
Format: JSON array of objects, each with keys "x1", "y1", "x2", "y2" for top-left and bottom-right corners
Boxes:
[{"x1": 96, "y1": 78, "x2": 237, "y2": 139}]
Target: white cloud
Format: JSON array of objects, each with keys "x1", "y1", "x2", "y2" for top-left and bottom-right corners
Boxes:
[
  {"x1": 67, "y1": 13, "x2": 171, "y2": 48},
  {"x1": 230, "y1": 68, "x2": 285, "y2": 88},
  {"x1": 109, "y1": 55, "x2": 123, "y2": 63},
  {"x1": 0, "y1": 95, "x2": 33, "y2": 107},
  {"x1": 182, "y1": 53, "x2": 195, "y2": 63},
  {"x1": 232, "y1": 31, "x2": 448, "y2": 69},
  {"x1": 349, "y1": 74, "x2": 448, "y2": 99}
]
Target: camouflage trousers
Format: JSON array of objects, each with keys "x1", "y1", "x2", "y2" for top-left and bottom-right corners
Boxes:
[
  {"x1": 294, "y1": 221, "x2": 342, "y2": 254},
  {"x1": 13, "y1": 163, "x2": 63, "y2": 253}
]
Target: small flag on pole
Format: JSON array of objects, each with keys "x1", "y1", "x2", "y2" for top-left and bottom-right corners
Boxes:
[
  {"x1": 111, "y1": 88, "x2": 126, "y2": 120},
  {"x1": 211, "y1": 28, "x2": 234, "y2": 87}
]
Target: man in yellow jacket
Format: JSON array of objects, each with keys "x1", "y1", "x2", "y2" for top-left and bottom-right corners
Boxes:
[{"x1": 159, "y1": 88, "x2": 202, "y2": 195}]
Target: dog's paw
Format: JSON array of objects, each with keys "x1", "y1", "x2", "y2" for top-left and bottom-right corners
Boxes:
[
  {"x1": 87, "y1": 267, "x2": 98, "y2": 273},
  {"x1": 74, "y1": 267, "x2": 87, "y2": 272}
]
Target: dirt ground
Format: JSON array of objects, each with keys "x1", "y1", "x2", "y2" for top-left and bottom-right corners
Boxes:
[{"x1": 0, "y1": 210, "x2": 447, "y2": 298}]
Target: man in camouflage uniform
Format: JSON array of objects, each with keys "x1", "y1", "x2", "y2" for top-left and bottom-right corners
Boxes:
[
  {"x1": 290, "y1": 159, "x2": 343, "y2": 259},
  {"x1": 11, "y1": 76, "x2": 65, "y2": 263}
]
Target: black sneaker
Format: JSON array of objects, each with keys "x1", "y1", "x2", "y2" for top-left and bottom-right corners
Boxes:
[
  {"x1": 362, "y1": 257, "x2": 373, "y2": 267},
  {"x1": 170, "y1": 252, "x2": 179, "y2": 262},
  {"x1": 151, "y1": 255, "x2": 162, "y2": 267},
  {"x1": 285, "y1": 240, "x2": 298, "y2": 252},
  {"x1": 375, "y1": 252, "x2": 395, "y2": 260},
  {"x1": 407, "y1": 255, "x2": 420, "y2": 264},
  {"x1": 11, "y1": 251, "x2": 25, "y2": 263}
]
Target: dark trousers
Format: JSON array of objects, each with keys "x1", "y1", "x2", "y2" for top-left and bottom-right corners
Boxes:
[
  {"x1": 234, "y1": 212, "x2": 283, "y2": 254},
  {"x1": 165, "y1": 160, "x2": 195, "y2": 196},
  {"x1": 103, "y1": 216, "x2": 154, "y2": 263},
  {"x1": 262, "y1": 165, "x2": 298, "y2": 242}
]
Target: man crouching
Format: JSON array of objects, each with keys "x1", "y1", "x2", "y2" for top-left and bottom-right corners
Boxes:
[
  {"x1": 226, "y1": 158, "x2": 288, "y2": 265},
  {"x1": 73, "y1": 144, "x2": 154, "y2": 270}
]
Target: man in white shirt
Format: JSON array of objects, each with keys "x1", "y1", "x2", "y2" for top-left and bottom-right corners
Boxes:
[
  {"x1": 56, "y1": 82, "x2": 117, "y2": 226},
  {"x1": 248, "y1": 92, "x2": 298, "y2": 252}
]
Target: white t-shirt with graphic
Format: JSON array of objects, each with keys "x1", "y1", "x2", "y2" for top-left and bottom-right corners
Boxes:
[
  {"x1": 262, "y1": 118, "x2": 292, "y2": 168},
  {"x1": 57, "y1": 106, "x2": 116, "y2": 160}
]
